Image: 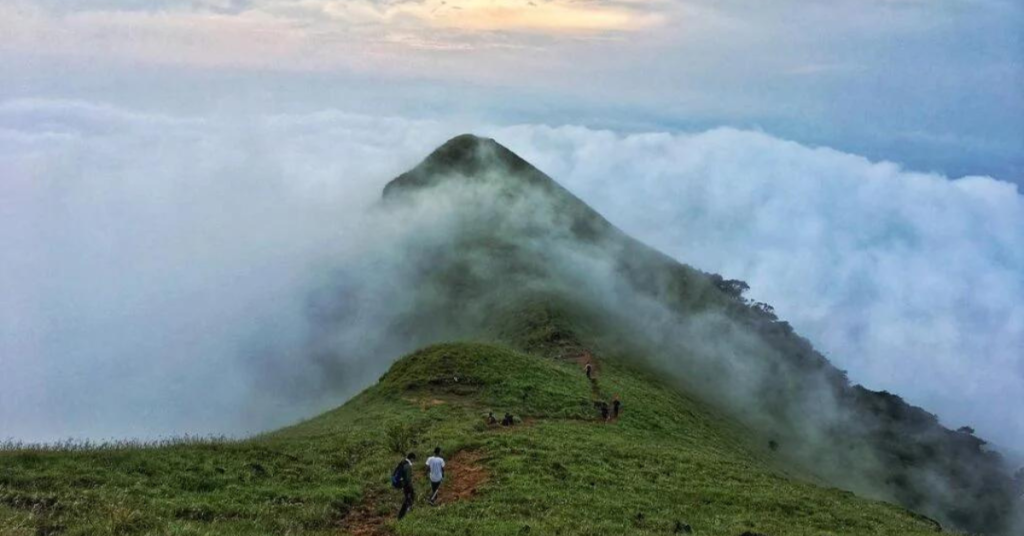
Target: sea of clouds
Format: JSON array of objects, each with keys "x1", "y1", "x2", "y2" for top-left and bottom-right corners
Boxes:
[{"x1": 1, "y1": 99, "x2": 1020, "y2": 457}]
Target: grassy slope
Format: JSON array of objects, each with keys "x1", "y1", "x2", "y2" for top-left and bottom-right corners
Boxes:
[{"x1": 1, "y1": 339, "x2": 942, "y2": 536}]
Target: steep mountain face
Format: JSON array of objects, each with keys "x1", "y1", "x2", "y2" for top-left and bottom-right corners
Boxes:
[{"x1": 374, "y1": 135, "x2": 1020, "y2": 534}]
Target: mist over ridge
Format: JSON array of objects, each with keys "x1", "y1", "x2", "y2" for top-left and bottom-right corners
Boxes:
[
  {"x1": 360, "y1": 133, "x2": 1022, "y2": 534},
  {"x1": 2, "y1": 100, "x2": 1021, "y2": 493},
  {"x1": 3, "y1": 1, "x2": 1021, "y2": 533}
]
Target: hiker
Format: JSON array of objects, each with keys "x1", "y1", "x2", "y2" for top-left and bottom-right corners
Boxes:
[
  {"x1": 502, "y1": 412, "x2": 514, "y2": 426},
  {"x1": 600, "y1": 401, "x2": 610, "y2": 421},
  {"x1": 392, "y1": 452, "x2": 416, "y2": 519},
  {"x1": 585, "y1": 361, "x2": 593, "y2": 380},
  {"x1": 612, "y1": 395, "x2": 621, "y2": 419},
  {"x1": 425, "y1": 447, "x2": 446, "y2": 505},
  {"x1": 486, "y1": 411, "x2": 498, "y2": 425}
]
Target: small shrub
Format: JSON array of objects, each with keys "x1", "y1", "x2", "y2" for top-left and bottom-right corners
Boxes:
[{"x1": 384, "y1": 423, "x2": 418, "y2": 455}]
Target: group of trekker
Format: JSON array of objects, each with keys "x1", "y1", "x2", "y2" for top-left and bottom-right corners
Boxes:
[
  {"x1": 391, "y1": 410, "x2": 519, "y2": 519},
  {"x1": 391, "y1": 447, "x2": 446, "y2": 519},
  {"x1": 486, "y1": 411, "x2": 517, "y2": 427},
  {"x1": 585, "y1": 358, "x2": 622, "y2": 421},
  {"x1": 597, "y1": 396, "x2": 622, "y2": 421},
  {"x1": 390, "y1": 354, "x2": 622, "y2": 520}
]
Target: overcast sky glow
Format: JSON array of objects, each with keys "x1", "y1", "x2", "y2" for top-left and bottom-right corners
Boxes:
[
  {"x1": 1, "y1": 1, "x2": 1021, "y2": 451},
  {"x1": 3, "y1": 0, "x2": 1022, "y2": 179}
]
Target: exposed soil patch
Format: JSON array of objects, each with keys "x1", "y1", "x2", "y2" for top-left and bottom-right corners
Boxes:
[
  {"x1": 341, "y1": 451, "x2": 489, "y2": 535},
  {"x1": 341, "y1": 490, "x2": 392, "y2": 536},
  {"x1": 574, "y1": 350, "x2": 624, "y2": 423},
  {"x1": 571, "y1": 350, "x2": 601, "y2": 376},
  {"x1": 434, "y1": 450, "x2": 490, "y2": 504},
  {"x1": 403, "y1": 397, "x2": 448, "y2": 411}
]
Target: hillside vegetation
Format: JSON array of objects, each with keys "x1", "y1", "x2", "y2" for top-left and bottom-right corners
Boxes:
[
  {"x1": 0, "y1": 330, "x2": 947, "y2": 536},
  {"x1": 3, "y1": 134, "x2": 1018, "y2": 535}
]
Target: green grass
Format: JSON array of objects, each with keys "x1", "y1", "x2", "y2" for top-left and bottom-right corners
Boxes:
[{"x1": 0, "y1": 340, "x2": 944, "y2": 536}]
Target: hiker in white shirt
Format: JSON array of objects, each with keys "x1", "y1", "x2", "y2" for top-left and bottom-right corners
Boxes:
[{"x1": 425, "y1": 447, "x2": 446, "y2": 505}]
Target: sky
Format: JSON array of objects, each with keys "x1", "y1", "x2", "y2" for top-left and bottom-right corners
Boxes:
[
  {"x1": 2, "y1": 0, "x2": 1022, "y2": 180},
  {"x1": 0, "y1": 1, "x2": 1022, "y2": 453}
]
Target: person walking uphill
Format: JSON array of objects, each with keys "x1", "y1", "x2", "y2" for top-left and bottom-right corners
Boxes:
[
  {"x1": 392, "y1": 452, "x2": 417, "y2": 519},
  {"x1": 425, "y1": 447, "x2": 446, "y2": 505}
]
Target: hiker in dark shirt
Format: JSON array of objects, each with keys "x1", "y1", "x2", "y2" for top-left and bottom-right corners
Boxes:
[
  {"x1": 612, "y1": 395, "x2": 621, "y2": 419},
  {"x1": 486, "y1": 411, "x2": 498, "y2": 426},
  {"x1": 585, "y1": 361, "x2": 593, "y2": 380},
  {"x1": 502, "y1": 412, "x2": 514, "y2": 426},
  {"x1": 600, "y1": 401, "x2": 610, "y2": 421},
  {"x1": 395, "y1": 452, "x2": 417, "y2": 519}
]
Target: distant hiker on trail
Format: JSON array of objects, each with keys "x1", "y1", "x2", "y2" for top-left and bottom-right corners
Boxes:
[
  {"x1": 584, "y1": 360, "x2": 593, "y2": 380},
  {"x1": 600, "y1": 401, "x2": 610, "y2": 421},
  {"x1": 392, "y1": 452, "x2": 416, "y2": 519},
  {"x1": 612, "y1": 395, "x2": 621, "y2": 419},
  {"x1": 425, "y1": 447, "x2": 446, "y2": 505},
  {"x1": 486, "y1": 411, "x2": 498, "y2": 426},
  {"x1": 502, "y1": 412, "x2": 515, "y2": 426}
]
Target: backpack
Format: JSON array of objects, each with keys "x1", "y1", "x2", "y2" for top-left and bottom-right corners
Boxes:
[{"x1": 391, "y1": 460, "x2": 407, "y2": 489}]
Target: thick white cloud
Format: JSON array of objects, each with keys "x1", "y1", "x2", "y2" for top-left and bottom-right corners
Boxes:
[
  {"x1": 493, "y1": 125, "x2": 1024, "y2": 451},
  {"x1": 0, "y1": 100, "x2": 459, "y2": 441},
  {"x1": 1, "y1": 100, "x2": 1021, "y2": 454}
]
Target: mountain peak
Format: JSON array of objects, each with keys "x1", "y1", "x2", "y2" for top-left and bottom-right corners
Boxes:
[
  {"x1": 383, "y1": 133, "x2": 547, "y2": 198},
  {"x1": 381, "y1": 134, "x2": 621, "y2": 242},
  {"x1": 436, "y1": 133, "x2": 501, "y2": 154}
]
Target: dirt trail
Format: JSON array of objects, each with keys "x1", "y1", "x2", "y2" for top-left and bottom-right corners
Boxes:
[
  {"x1": 573, "y1": 349, "x2": 623, "y2": 423},
  {"x1": 434, "y1": 450, "x2": 489, "y2": 504},
  {"x1": 341, "y1": 450, "x2": 490, "y2": 535},
  {"x1": 341, "y1": 490, "x2": 391, "y2": 536},
  {"x1": 572, "y1": 350, "x2": 599, "y2": 374}
]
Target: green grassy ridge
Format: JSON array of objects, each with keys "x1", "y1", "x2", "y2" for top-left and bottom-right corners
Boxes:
[
  {"x1": 381, "y1": 135, "x2": 1016, "y2": 534},
  {"x1": 1, "y1": 341, "x2": 943, "y2": 536}
]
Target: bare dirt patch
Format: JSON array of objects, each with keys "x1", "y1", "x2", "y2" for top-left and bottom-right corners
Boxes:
[
  {"x1": 434, "y1": 450, "x2": 490, "y2": 505},
  {"x1": 341, "y1": 491, "x2": 392, "y2": 536},
  {"x1": 402, "y1": 397, "x2": 448, "y2": 411},
  {"x1": 341, "y1": 450, "x2": 489, "y2": 534},
  {"x1": 571, "y1": 350, "x2": 600, "y2": 373}
]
